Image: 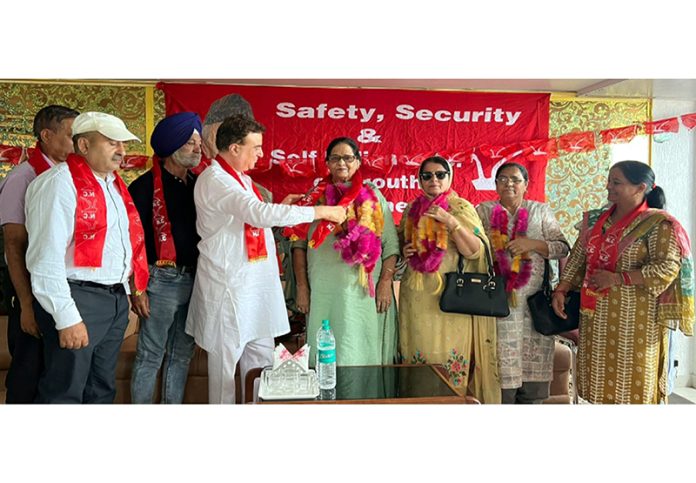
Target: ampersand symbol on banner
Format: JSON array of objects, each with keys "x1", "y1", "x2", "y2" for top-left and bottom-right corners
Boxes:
[{"x1": 358, "y1": 128, "x2": 382, "y2": 143}]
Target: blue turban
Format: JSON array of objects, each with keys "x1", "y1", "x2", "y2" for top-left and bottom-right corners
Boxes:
[{"x1": 150, "y1": 112, "x2": 203, "y2": 158}]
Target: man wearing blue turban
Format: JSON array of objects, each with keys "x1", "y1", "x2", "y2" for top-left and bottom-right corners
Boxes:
[{"x1": 127, "y1": 112, "x2": 203, "y2": 403}]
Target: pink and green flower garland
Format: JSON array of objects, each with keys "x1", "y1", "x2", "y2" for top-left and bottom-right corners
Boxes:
[
  {"x1": 490, "y1": 204, "x2": 533, "y2": 301},
  {"x1": 325, "y1": 182, "x2": 383, "y2": 297},
  {"x1": 404, "y1": 191, "x2": 451, "y2": 273},
  {"x1": 403, "y1": 191, "x2": 452, "y2": 292}
]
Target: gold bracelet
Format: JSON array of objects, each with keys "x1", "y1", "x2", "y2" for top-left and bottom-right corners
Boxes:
[{"x1": 450, "y1": 224, "x2": 463, "y2": 233}]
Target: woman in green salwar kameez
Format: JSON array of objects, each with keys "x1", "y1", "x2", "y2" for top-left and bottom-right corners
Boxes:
[{"x1": 291, "y1": 137, "x2": 399, "y2": 366}]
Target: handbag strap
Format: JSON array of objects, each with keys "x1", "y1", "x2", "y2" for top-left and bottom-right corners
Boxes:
[
  {"x1": 541, "y1": 259, "x2": 552, "y2": 297},
  {"x1": 456, "y1": 229, "x2": 496, "y2": 279}
]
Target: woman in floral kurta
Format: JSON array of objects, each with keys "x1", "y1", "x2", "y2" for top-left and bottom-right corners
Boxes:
[
  {"x1": 553, "y1": 161, "x2": 693, "y2": 404},
  {"x1": 477, "y1": 163, "x2": 570, "y2": 403},
  {"x1": 398, "y1": 157, "x2": 500, "y2": 403}
]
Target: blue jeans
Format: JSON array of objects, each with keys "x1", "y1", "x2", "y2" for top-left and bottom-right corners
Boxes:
[{"x1": 130, "y1": 266, "x2": 196, "y2": 404}]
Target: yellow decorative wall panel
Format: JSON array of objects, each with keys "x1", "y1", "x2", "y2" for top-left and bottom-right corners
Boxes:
[
  {"x1": 547, "y1": 99, "x2": 650, "y2": 242},
  {"x1": 0, "y1": 81, "x2": 164, "y2": 184}
]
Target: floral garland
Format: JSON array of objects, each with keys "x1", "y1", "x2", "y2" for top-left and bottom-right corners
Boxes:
[
  {"x1": 404, "y1": 191, "x2": 450, "y2": 274},
  {"x1": 490, "y1": 204, "x2": 533, "y2": 298},
  {"x1": 325, "y1": 182, "x2": 384, "y2": 297}
]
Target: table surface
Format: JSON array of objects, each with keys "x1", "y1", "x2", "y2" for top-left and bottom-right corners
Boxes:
[{"x1": 255, "y1": 364, "x2": 475, "y2": 404}]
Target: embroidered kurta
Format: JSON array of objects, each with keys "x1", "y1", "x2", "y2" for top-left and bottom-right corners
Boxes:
[
  {"x1": 398, "y1": 195, "x2": 501, "y2": 403},
  {"x1": 294, "y1": 182, "x2": 400, "y2": 366},
  {"x1": 185, "y1": 160, "x2": 315, "y2": 354},
  {"x1": 476, "y1": 200, "x2": 570, "y2": 390},
  {"x1": 561, "y1": 211, "x2": 682, "y2": 404}
]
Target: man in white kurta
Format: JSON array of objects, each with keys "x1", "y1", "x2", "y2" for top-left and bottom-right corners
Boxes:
[{"x1": 185, "y1": 114, "x2": 345, "y2": 404}]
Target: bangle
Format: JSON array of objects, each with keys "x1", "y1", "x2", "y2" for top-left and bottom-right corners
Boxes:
[
  {"x1": 450, "y1": 224, "x2": 463, "y2": 233},
  {"x1": 621, "y1": 272, "x2": 632, "y2": 286}
]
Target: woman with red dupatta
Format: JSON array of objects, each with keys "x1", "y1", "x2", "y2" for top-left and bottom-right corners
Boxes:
[
  {"x1": 553, "y1": 161, "x2": 694, "y2": 404},
  {"x1": 289, "y1": 137, "x2": 399, "y2": 367}
]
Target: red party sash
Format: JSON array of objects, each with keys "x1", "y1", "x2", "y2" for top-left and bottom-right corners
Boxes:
[
  {"x1": 581, "y1": 201, "x2": 648, "y2": 313},
  {"x1": 281, "y1": 179, "x2": 330, "y2": 242},
  {"x1": 66, "y1": 154, "x2": 149, "y2": 292},
  {"x1": 150, "y1": 157, "x2": 177, "y2": 267},
  {"x1": 215, "y1": 156, "x2": 268, "y2": 262},
  {"x1": 281, "y1": 170, "x2": 363, "y2": 249},
  {"x1": 27, "y1": 142, "x2": 52, "y2": 176}
]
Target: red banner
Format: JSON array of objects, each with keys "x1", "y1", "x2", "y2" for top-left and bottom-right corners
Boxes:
[
  {"x1": 558, "y1": 131, "x2": 596, "y2": 153},
  {"x1": 166, "y1": 84, "x2": 550, "y2": 221},
  {"x1": 600, "y1": 125, "x2": 639, "y2": 144},
  {"x1": 0, "y1": 145, "x2": 27, "y2": 165},
  {"x1": 644, "y1": 117, "x2": 680, "y2": 134},
  {"x1": 681, "y1": 113, "x2": 696, "y2": 130}
]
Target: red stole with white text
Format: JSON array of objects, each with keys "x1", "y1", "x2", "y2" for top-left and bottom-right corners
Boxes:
[
  {"x1": 150, "y1": 157, "x2": 177, "y2": 267},
  {"x1": 27, "y1": 142, "x2": 52, "y2": 176},
  {"x1": 66, "y1": 154, "x2": 149, "y2": 292},
  {"x1": 215, "y1": 156, "x2": 268, "y2": 262}
]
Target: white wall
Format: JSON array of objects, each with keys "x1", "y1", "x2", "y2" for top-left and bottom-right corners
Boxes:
[{"x1": 651, "y1": 99, "x2": 696, "y2": 388}]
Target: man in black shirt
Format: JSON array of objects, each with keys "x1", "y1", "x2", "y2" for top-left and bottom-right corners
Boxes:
[{"x1": 128, "y1": 112, "x2": 202, "y2": 403}]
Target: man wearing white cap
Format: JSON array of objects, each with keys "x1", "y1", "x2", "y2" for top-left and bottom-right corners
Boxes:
[{"x1": 25, "y1": 111, "x2": 149, "y2": 403}]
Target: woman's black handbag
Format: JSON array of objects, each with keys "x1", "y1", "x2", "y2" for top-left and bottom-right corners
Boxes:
[
  {"x1": 439, "y1": 233, "x2": 510, "y2": 318},
  {"x1": 528, "y1": 260, "x2": 581, "y2": 335}
]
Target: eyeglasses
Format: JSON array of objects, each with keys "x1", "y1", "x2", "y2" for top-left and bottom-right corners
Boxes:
[
  {"x1": 327, "y1": 155, "x2": 357, "y2": 164},
  {"x1": 495, "y1": 176, "x2": 525, "y2": 185},
  {"x1": 420, "y1": 171, "x2": 449, "y2": 181}
]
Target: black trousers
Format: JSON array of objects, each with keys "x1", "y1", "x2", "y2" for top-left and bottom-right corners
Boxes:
[
  {"x1": 34, "y1": 282, "x2": 129, "y2": 404},
  {"x1": 3, "y1": 273, "x2": 44, "y2": 404}
]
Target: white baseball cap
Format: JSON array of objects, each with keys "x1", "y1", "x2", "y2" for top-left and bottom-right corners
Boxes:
[{"x1": 71, "y1": 112, "x2": 141, "y2": 142}]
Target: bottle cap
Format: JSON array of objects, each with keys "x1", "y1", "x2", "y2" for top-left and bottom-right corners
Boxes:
[{"x1": 322, "y1": 319, "x2": 330, "y2": 330}]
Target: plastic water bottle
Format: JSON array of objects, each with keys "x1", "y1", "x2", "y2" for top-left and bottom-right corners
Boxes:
[
  {"x1": 316, "y1": 319, "x2": 336, "y2": 389},
  {"x1": 320, "y1": 388, "x2": 336, "y2": 400}
]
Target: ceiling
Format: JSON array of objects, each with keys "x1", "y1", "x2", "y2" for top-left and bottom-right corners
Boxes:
[
  {"x1": 6, "y1": 78, "x2": 696, "y2": 101},
  {"x1": 159, "y1": 79, "x2": 696, "y2": 101}
]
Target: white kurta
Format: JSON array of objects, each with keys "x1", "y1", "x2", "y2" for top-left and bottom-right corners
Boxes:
[{"x1": 185, "y1": 161, "x2": 314, "y2": 355}]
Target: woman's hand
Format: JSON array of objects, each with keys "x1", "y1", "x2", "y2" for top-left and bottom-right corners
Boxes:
[
  {"x1": 295, "y1": 285, "x2": 310, "y2": 314},
  {"x1": 376, "y1": 279, "x2": 392, "y2": 313},
  {"x1": 589, "y1": 269, "x2": 620, "y2": 291},
  {"x1": 402, "y1": 242, "x2": 416, "y2": 259},
  {"x1": 551, "y1": 291, "x2": 567, "y2": 320},
  {"x1": 424, "y1": 205, "x2": 456, "y2": 228},
  {"x1": 506, "y1": 237, "x2": 537, "y2": 257}
]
